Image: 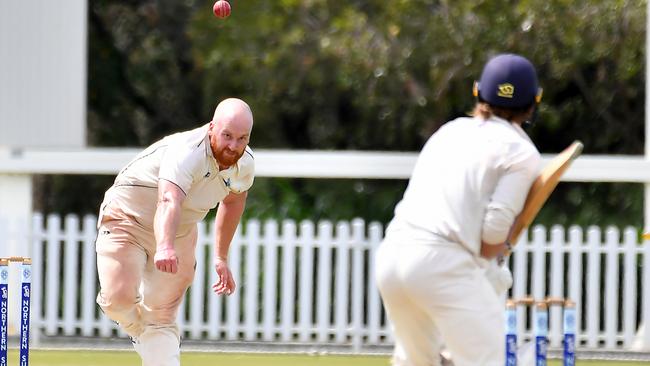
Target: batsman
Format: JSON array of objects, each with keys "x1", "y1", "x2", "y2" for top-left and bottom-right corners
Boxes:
[
  {"x1": 375, "y1": 54, "x2": 543, "y2": 366},
  {"x1": 95, "y1": 98, "x2": 254, "y2": 366}
]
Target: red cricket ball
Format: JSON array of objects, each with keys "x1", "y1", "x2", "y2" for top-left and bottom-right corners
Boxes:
[{"x1": 213, "y1": 0, "x2": 231, "y2": 19}]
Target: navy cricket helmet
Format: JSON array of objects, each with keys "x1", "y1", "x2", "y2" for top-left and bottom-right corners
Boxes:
[{"x1": 473, "y1": 53, "x2": 542, "y2": 109}]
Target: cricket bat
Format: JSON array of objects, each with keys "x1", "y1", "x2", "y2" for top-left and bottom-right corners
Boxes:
[{"x1": 505, "y1": 140, "x2": 584, "y2": 255}]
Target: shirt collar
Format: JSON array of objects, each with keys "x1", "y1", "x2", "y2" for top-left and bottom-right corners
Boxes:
[{"x1": 487, "y1": 115, "x2": 533, "y2": 143}]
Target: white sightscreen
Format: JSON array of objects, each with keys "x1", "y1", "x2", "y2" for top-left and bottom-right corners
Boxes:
[{"x1": 0, "y1": 0, "x2": 87, "y2": 148}]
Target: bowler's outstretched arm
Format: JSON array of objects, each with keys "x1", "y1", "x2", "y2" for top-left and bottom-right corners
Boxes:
[{"x1": 212, "y1": 190, "x2": 247, "y2": 295}]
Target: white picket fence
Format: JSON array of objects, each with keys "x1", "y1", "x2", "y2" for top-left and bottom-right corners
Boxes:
[{"x1": 2, "y1": 213, "x2": 650, "y2": 352}]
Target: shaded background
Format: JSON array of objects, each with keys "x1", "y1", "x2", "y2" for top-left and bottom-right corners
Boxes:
[{"x1": 35, "y1": 0, "x2": 646, "y2": 228}]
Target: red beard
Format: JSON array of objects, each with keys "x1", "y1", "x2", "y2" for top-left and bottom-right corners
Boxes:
[{"x1": 216, "y1": 147, "x2": 244, "y2": 167}]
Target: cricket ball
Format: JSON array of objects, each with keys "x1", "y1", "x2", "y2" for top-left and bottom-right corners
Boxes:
[{"x1": 213, "y1": 0, "x2": 231, "y2": 19}]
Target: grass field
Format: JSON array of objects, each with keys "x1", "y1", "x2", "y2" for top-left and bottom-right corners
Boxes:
[{"x1": 5, "y1": 349, "x2": 649, "y2": 366}]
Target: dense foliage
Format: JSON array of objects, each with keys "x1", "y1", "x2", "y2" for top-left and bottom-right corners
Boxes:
[{"x1": 36, "y1": 0, "x2": 647, "y2": 229}]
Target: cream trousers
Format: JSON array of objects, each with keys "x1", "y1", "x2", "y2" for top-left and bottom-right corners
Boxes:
[
  {"x1": 95, "y1": 200, "x2": 197, "y2": 338},
  {"x1": 375, "y1": 240, "x2": 505, "y2": 366}
]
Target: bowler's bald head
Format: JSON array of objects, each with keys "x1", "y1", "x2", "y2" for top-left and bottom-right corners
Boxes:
[{"x1": 212, "y1": 98, "x2": 253, "y2": 133}]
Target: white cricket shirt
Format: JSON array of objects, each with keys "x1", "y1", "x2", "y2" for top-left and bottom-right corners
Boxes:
[
  {"x1": 100, "y1": 123, "x2": 254, "y2": 231},
  {"x1": 386, "y1": 116, "x2": 541, "y2": 255}
]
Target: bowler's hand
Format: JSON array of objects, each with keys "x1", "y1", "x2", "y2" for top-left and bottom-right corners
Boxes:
[
  {"x1": 212, "y1": 257, "x2": 236, "y2": 296},
  {"x1": 154, "y1": 247, "x2": 179, "y2": 274}
]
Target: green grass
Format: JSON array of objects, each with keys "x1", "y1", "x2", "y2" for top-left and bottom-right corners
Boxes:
[{"x1": 7, "y1": 349, "x2": 648, "y2": 366}]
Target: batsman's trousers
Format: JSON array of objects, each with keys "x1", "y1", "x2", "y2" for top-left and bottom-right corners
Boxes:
[{"x1": 375, "y1": 239, "x2": 504, "y2": 366}]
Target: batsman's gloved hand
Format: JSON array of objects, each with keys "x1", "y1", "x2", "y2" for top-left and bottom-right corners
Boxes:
[{"x1": 485, "y1": 259, "x2": 513, "y2": 296}]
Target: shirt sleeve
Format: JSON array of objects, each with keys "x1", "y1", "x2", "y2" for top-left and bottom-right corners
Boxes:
[
  {"x1": 482, "y1": 143, "x2": 541, "y2": 245},
  {"x1": 229, "y1": 150, "x2": 255, "y2": 194},
  {"x1": 158, "y1": 144, "x2": 201, "y2": 195}
]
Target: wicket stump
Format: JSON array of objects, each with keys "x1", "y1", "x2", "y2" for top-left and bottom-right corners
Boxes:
[
  {"x1": 506, "y1": 296, "x2": 575, "y2": 366},
  {"x1": 0, "y1": 257, "x2": 32, "y2": 366}
]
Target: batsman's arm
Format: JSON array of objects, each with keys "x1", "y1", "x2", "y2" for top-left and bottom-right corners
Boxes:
[
  {"x1": 153, "y1": 179, "x2": 186, "y2": 273},
  {"x1": 212, "y1": 190, "x2": 247, "y2": 295},
  {"x1": 480, "y1": 204, "x2": 522, "y2": 259},
  {"x1": 480, "y1": 148, "x2": 540, "y2": 259}
]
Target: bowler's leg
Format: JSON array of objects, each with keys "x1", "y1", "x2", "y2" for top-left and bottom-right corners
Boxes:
[
  {"x1": 95, "y1": 220, "x2": 147, "y2": 338},
  {"x1": 136, "y1": 227, "x2": 198, "y2": 366},
  {"x1": 132, "y1": 325, "x2": 181, "y2": 366}
]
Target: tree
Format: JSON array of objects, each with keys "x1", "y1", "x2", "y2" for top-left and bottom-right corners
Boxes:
[{"x1": 36, "y1": 0, "x2": 647, "y2": 228}]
